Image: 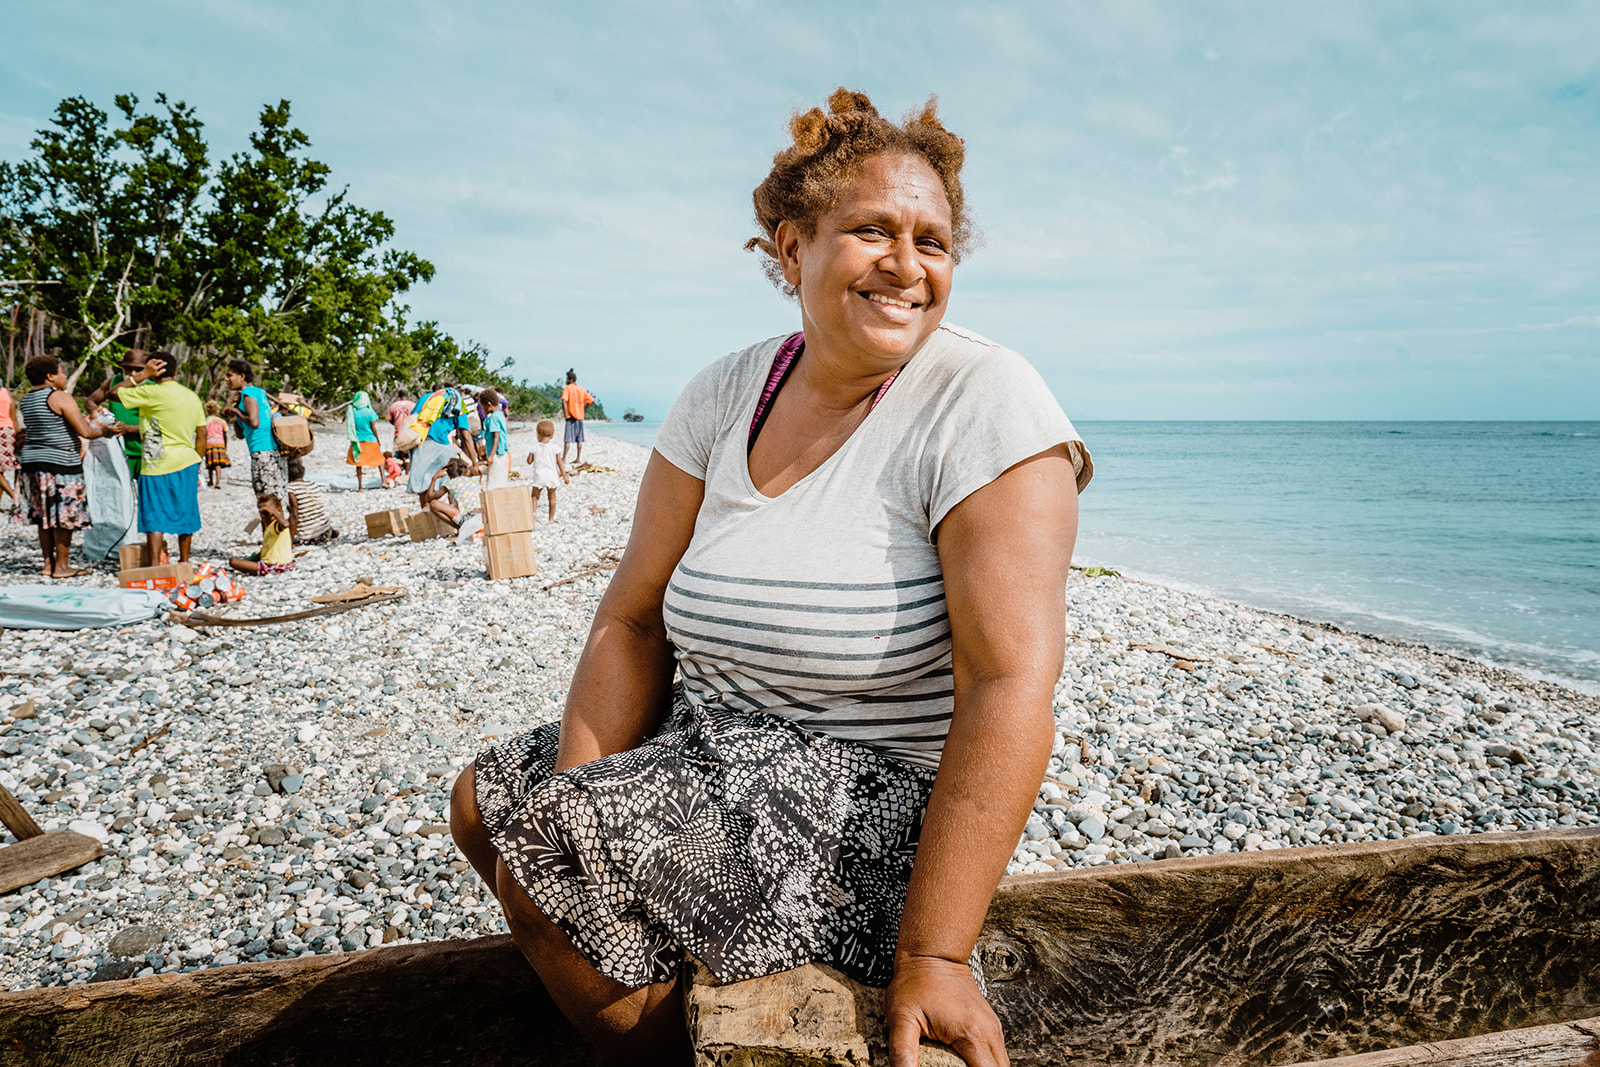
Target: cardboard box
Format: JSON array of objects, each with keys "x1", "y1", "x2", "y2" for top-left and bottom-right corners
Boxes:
[
  {"x1": 365, "y1": 507, "x2": 409, "y2": 538},
  {"x1": 119, "y1": 562, "x2": 194, "y2": 591},
  {"x1": 484, "y1": 531, "x2": 537, "y2": 580},
  {"x1": 408, "y1": 510, "x2": 444, "y2": 542},
  {"x1": 272, "y1": 414, "x2": 312, "y2": 453},
  {"x1": 482, "y1": 486, "x2": 536, "y2": 535},
  {"x1": 118, "y1": 544, "x2": 149, "y2": 570}
]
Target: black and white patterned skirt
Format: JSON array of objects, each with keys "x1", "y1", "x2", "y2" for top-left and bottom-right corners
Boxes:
[{"x1": 473, "y1": 691, "x2": 937, "y2": 988}]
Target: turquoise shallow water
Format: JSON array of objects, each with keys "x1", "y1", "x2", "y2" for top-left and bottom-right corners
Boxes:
[{"x1": 593, "y1": 420, "x2": 1600, "y2": 693}]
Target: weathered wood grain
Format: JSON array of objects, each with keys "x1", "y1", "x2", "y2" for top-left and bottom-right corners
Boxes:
[
  {"x1": 0, "y1": 934, "x2": 598, "y2": 1066},
  {"x1": 980, "y1": 827, "x2": 1600, "y2": 1065},
  {"x1": 689, "y1": 829, "x2": 1600, "y2": 1066},
  {"x1": 0, "y1": 830, "x2": 100, "y2": 894},
  {"x1": 1279, "y1": 1016, "x2": 1600, "y2": 1066},
  {"x1": 686, "y1": 958, "x2": 965, "y2": 1067},
  {"x1": 0, "y1": 783, "x2": 45, "y2": 841}
]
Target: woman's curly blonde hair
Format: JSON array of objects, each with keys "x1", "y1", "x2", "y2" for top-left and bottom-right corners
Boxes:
[{"x1": 746, "y1": 89, "x2": 975, "y2": 296}]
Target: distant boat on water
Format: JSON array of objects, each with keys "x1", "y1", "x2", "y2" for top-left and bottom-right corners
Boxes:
[{"x1": 622, "y1": 408, "x2": 644, "y2": 422}]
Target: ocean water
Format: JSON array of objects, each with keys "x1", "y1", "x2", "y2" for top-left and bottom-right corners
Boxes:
[{"x1": 592, "y1": 420, "x2": 1600, "y2": 693}]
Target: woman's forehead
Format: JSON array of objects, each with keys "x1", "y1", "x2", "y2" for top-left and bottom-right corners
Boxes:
[{"x1": 831, "y1": 155, "x2": 951, "y2": 223}]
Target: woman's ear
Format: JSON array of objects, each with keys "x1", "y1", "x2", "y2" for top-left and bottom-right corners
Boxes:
[{"x1": 774, "y1": 220, "x2": 804, "y2": 289}]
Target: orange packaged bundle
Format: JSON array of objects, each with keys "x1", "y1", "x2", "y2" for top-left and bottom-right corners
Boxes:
[{"x1": 165, "y1": 563, "x2": 247, "y2": 610}]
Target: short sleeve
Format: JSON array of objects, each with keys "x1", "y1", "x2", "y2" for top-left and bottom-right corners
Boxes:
[
  {"x1": 921, "y1": 345, "x2": 1093, "y2": 535},
  {"x1": 653, "y1": 359, "x2": 728, "y2": 481}
]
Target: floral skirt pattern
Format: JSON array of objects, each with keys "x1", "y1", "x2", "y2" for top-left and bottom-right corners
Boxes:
[
  {"x1": 474, "y1": 693, "x2": 938, "y2": 988},
  {"x1": 0, "y1": 427, "x2": 17, "y2": 473},
  {"x1": 15, "y1": 470, "x2": 90, "y2": 530}
]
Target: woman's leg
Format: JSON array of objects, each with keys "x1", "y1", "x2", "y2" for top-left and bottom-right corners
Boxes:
[
  {"x1": 146, "y1": 532, "x2": 166, "y2": 565},
  {"x1": 49, "y1": 529, "x2": 88, "y2": 578},
  {"x1": 450, "y1": 767, "x2": 691, "y2": 1066},
  {"x1": 36, "y1": 526, "x2": 51, "y2": 574},
  {"x1": 177, "y1": 533, "x2": 193, "y2": 563}
]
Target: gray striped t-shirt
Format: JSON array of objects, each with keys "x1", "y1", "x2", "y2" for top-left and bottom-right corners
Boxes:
[{"x1": 656, "y1": 324, "x2": 1093, "y2": 770}]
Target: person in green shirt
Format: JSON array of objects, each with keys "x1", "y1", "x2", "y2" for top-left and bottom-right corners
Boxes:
[
  {"x1": 118, "y1": 350, "x2": 206, "y2": 564},
  {"x1": 89, "y1": 349, "x2": 149, "y2": 479}
]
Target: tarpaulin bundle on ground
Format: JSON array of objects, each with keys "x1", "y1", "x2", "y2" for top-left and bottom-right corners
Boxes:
[{"x1": 0, "y1": 585, "x2": 168, "y2": 630}]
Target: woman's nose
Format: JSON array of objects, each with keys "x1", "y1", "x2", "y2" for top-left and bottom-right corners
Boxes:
[{"x1": 877, "y1": 235, "x2": 925, "y2": 284}]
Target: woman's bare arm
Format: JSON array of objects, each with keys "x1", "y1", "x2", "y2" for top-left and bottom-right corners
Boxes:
[
  {"x1": 886, "y1": 444, "x2": 1080, "y2": 1067},
  {"x1": 48, "y1": 390, "x2": 108, "y2": 440},
  {"x1": 554, "y1": 450, "x2": 704, "y2": 773}
]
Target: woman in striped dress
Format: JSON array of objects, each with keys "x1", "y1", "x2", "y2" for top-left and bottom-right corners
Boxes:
[
  {"x1": 14, "y1": 356, "x2": 128, "y2": 577},
  {"x1": 451, "y1": 91, "x2": 1092, "y2": 1066}
]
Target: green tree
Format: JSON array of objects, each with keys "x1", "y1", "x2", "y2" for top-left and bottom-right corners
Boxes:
[
  {"x1": 3, "y1": 93, "x2": 492, "y2": 402},
  {"x1": 0, "y1": 93, "x2": 208, "y2": 383}
]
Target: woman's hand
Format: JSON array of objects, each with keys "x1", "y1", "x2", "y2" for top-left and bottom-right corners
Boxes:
[{"x1": 886, "y1": 955, "x2": 1007, "y2": 1067}]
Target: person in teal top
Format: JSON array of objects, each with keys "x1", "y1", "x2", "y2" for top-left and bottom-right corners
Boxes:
[
  {"x1": 480, "y1": 388, "x2": 511, "y2": 489},
  {"x1": 225, "y1": 359, "x2": 287, "y2": 503},
  {"x1": 345, "y1": 390, "x2": 382, "y2": 491}
]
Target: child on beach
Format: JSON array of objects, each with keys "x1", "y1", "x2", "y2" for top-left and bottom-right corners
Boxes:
[
  {"x1": 479, "y1": 388, "x2": 510, "y2": 490},
  {"x1": 423, "y1": 458, "x2": 485, "y2": 543},
  {"x1": 202, "y1": 402, "x2": 230, "y2": 489},
  {"x1": 525, "y1": 418, "x2": 569, "y2": 523},
  {"x1": 230, "y1": 493, "x2": 295, "y2": 575},
  {"x1": 285, "y1": 456, "x2": 338, "y2": 545},
  {"x1": 381, "y1": 451, "x2": 402, "y2": 489}
]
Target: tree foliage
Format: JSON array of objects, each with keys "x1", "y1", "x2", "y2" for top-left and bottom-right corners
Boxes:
[{"x1": 1, "y1": 93, "x2": 527, "y2": 405}]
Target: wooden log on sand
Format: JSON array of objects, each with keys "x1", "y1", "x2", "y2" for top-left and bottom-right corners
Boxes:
[
  {"x1": 689, "y1": 828, "x2": 1600, "y2": 1066},
  {"x1": 2, "y1": 829, "x2": 1596, "y2": 1065},
  {"x1": 0, "y1": 935, "x2": 598, "y2": 1067}
]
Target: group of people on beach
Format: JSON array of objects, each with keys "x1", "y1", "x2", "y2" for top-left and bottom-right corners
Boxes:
[{"x1": 2, "y1": 352, "x2": 591, "y2": 579}]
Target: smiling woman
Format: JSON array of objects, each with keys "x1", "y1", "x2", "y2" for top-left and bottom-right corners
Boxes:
[{"x1": 451, "y1": 89, "x2": 1093, "y2": 1067}]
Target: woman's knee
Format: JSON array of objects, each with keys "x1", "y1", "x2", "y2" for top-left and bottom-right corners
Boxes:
[{"x1": 449, "y1": 764, "x2": 495, "y2": 868}]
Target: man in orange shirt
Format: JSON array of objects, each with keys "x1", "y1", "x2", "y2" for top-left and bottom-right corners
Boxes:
[{"x1": 559, "y1": 369, "x2": 596, "y2": 466}]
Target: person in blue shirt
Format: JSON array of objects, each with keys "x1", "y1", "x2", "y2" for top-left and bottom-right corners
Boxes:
[
  {"x1": 406, "y1": 385, "x2": 481, "y2": 499},
  {"x1": 479, "y1": 388, "x2": 511, "y2": 489},
  {"x1": 225, "y1": 360, "x2": 286, "y2": 504}
]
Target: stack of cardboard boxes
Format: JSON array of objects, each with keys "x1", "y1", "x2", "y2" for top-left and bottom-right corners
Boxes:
[{"x1": 482, "y1": 487, "x2": 537, "y2": 579}]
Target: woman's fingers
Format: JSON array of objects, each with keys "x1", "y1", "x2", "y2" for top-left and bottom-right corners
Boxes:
[{"x1": 885, "y1": 959, "x2": 1008, "y2": 1067}]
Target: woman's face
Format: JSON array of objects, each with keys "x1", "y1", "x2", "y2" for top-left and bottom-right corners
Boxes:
[{"x1": 778, "y1": 152, "x2": 954, "y2": 374}]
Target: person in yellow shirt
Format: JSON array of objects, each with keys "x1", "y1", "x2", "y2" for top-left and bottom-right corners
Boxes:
[
  {"x1": 117, "y1": 350, "x2": 205, "y2": 564},
  {"x1": 230, "y1": 493, "x2": 295, "y2": 575},
  {"x1": 559, "y1": 369, "x2": 596, "y2": 466}
]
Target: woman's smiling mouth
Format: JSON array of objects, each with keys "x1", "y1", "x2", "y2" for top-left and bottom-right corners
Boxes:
[{"x1": 864, "y1": 292, "x2": 919, "y2": 310}]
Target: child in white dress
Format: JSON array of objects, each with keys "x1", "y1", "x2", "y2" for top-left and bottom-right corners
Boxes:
[{"x1": 525, "y1": 418, "x2": 568, "y2": 522}]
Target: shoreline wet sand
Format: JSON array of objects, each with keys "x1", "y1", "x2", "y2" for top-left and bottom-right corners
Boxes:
[{"x1": 0, "y1": 428, "x2": 1595, "y2": 989}]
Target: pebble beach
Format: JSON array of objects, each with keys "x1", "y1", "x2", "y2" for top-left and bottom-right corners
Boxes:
[{"x1": 1, "y1": 428, "x2": 1597, "y2": 990}]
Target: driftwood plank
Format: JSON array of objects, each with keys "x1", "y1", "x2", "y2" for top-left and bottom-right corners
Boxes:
[
  {"x1": 686, "y1": 958, "x2": 965, "y2": 1067},
  {"x1": 0, "y1": 830, "x2": 100, "y2": 894},
  {"x1": 0, "y1": 934, "x2": 598, "y2": 1066},
  {"x1": 688, "y1": 829, "x2": 1600, "y2": 1067},
  {"x1": 0, "y1": 783, "x2": 45, "y2": 841},
  {"x1": 1279, "y1": 1016, "x2": 1600, "y2": 1066}
]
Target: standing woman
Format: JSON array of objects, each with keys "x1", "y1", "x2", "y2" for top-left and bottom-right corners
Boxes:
[
  {"x1": 345, "y1": 390, "x2": 382, "y2": 491},
  {"x1": 118, "y1": 350, "x2": 205, "y2": 565},
  {"x1": 0, "y1": 381, "x2": 19, "y2": 509},
  {"x1": 451, "y1": 90, "x2": 1091, "y2": 1066},
  {"x1": 12, "y1": 356, "x2": 125, "y2": 577}
]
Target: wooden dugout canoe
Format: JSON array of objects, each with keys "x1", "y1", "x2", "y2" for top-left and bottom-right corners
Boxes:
[{"x1": 1, "y1": 828, "x2": 1597, "y2": 1066}]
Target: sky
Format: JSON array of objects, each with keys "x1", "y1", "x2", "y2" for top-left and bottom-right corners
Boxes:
[{"x1": 4, "y1": 1, "x2": 1598, "y2": 419}]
